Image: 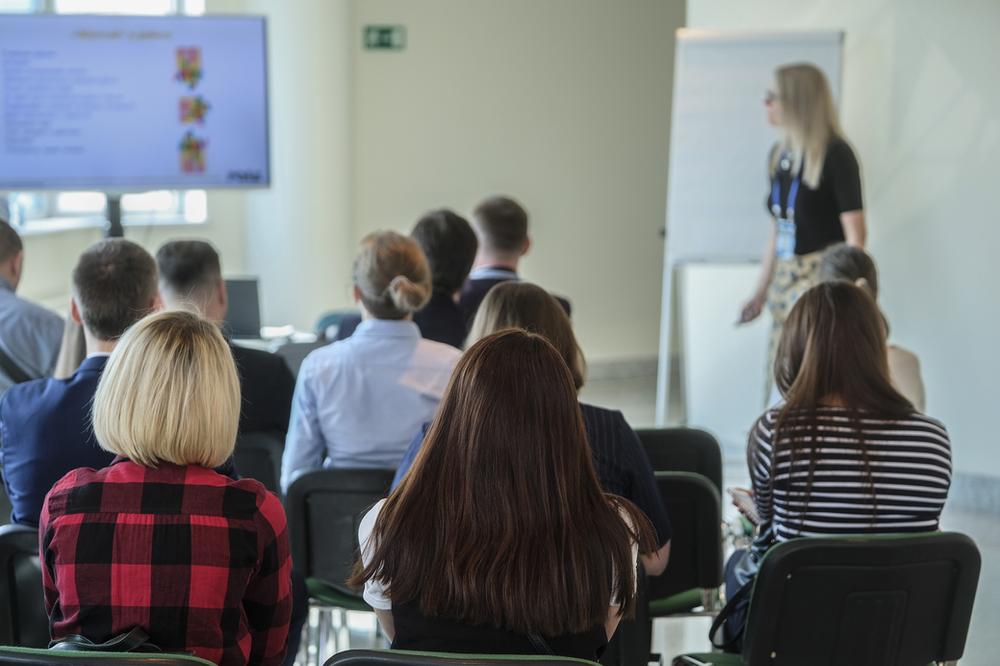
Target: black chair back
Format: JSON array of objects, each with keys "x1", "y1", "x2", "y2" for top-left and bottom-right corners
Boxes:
[
  {"x1": 325, "y1": 648, "x2": 595, "y2": 666},
  {"x1": 0, "y1": 525, "x2": 49, "y2": 648},
  {"x1": 648, "y1": 472, "x2": 723, "y2": 601},
  {"x1": 743, "y1": 532, "x2": 981, "y2": 666},
  {"x1": 233, "y1": 432, "x2": 284, "y2": 496},
  {"x1": 635, "y1": 428, "x2": 722, "y2": 493},
  {"x1": 286, "y1": 469, "x2": 396, "y2": 596},
  {"x1": 275, "y1": 340, "x2": 331, "y2": 379}
]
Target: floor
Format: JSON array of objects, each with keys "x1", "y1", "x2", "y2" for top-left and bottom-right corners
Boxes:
[{"x1": 578, "y1": 374, "x2": 1000, "y2": 666}]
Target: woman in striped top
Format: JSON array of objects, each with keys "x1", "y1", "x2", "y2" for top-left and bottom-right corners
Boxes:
[
  {"x1": 748, "y1": 280, "x2": 951, "y2": 541},
  {"x1": 718, "y1": 280, "x2": 951, "y2": 651}
]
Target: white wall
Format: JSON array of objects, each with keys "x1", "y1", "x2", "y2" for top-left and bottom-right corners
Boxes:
[
  {"x1": 351, "y1": 0, "x2": 684, "y2": 363},
  {"x1": 241, "y1": 0, "x2": 356, "y2": 330},
  {"x1": 687, "y1": 0, "x2": 1000, "y2": 479}
]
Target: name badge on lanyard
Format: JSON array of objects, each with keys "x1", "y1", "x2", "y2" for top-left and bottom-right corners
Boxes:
[{"x1": 772, "y1": 155, "x2": 801, "y2": 260}]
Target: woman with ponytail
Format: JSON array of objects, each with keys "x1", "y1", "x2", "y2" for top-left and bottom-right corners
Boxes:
[{"x1": 281, "y1": 231, "x2": 461, "y2": 491}]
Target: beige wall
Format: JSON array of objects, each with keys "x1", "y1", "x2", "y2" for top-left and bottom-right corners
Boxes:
[
  {"x1": 351, "y1": 0, "x2": 683, "y2": 363},
  {"x1": 688, "y1": 0, "x2": 1000, "y2": 478}
]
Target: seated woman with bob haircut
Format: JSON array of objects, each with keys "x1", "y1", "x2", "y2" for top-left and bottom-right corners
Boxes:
[
  {"x1": 40, "y1": 310, "x2": 292, "y2": 666},
  {"x1": 351, "y1": 329, "x2": 657, "y2": 661},
  {"x1": 392, "y1": 281, "x2": 672, "y2": 575}
]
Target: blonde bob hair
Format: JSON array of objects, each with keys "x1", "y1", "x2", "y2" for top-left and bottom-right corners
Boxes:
[
  {"x1": 770, "y1": 63, "x2": 844, "y2": 189},
  {"x1": 92, "y1": 310, "x2": 240, "y2": 469},
  {"x1": 468, "y1": 281, "x2": 586, "y2": 391},
  {"x1": 353, "y1": 231, "x2": 432, "y2": 319}
]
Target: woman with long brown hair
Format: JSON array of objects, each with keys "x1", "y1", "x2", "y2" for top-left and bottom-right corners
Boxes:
[
  {"x1": 350, "y1": 329, "x2": 657, "y2": 660},
  {"x1": 391, "y1": 281, "x2": 672, "y2": 576},
  {"x1": 740, "y1": 63, "x2": 867, "y2": 399},
  {"x1": 719, "y1": 281, "x2": 951, "y2": 650}
]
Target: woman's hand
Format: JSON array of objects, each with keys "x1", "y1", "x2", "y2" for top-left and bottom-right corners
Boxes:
[{"x1": 739, "y1": 294, "x2": 766, "y2": 323}]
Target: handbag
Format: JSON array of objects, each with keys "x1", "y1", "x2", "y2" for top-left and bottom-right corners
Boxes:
[
  {"x1": 708, "y1": 521, "x2": 778, "y2": 652},
  {"x1": 49, "y1": 627, "x2": 162, "y2": 653}
]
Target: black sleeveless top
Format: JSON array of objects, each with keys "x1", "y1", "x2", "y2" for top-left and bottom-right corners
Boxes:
[{"x1": 390, "y1": 602, "x2": 608, "y2": 662}]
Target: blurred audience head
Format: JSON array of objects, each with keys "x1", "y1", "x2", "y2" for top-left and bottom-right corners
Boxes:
[
  {"x1": 817, "y1": 242, "x2": 879, "y2": 300},
  {"x1": 410, "y1": 209, "x2": 478, "y2": 296},
  {"x1": 353, "y1": 230, "x2": 431, "y2": 319},
  {"x1": 156, "y1": 240, "x2": 227, "y2": 325},
  {"x1": 775, "y1": 281, "x2": 911, "y2": 414},
  {"x1": 93, "y1": 310, "x2": 239, "y2": 469},
  {"x1": 0, "y1": 221, "x2": 24, "y2": 289},
  {"x1": 72, "y1": 238, "x2": 160, "y2": 342},
  {"x1": 471, "y1": 196, "x2": 530, "y2": 265},
  {"x1": 469, "y1": 281, "x2": 586, "y2": 390}
]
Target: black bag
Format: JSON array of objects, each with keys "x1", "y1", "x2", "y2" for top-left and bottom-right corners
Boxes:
[
  {"x1": 709, "y1": 522, "x2": 778, "y2": 652},
  {"x1": 49, "y1": 627, "x2": 161, "y2": 653}
]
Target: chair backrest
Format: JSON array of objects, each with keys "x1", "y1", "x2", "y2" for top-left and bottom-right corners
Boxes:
[
  {"x1": 0, "y1": 525, "x2": 49, "y2": 648},
  {"x1": 233, "y1": 432, "x2": 284, "y2": 496},
  {"x1": 274, "y1": 340, "x2": 331, "y2": 378},
  {"x1": 286, "y1": 469, "x2": 396, "y2": 596},
  {"x1": 324, "y1": 648, "x2": 595, "y2": 666},
  {"x1": 648, "y1": 472, "x2": 723, "y2": 602},
  {"x1": 0, "y1": 646, "x2": 216, "y2": 666},
  {"x1": 742, "y1": 532, "x2": 981, "y2": 666},
  {"x1": 634, "y1": 428, "x2": 722, "y2": 493}
]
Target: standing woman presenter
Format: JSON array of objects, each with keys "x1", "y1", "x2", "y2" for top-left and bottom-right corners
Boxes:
[{"x1": 740, "y1": 63, "x2": 866, "y2": 397}]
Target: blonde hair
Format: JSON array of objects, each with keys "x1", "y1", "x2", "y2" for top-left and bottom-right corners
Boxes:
[
  {"x1": 468, "y1": 282, "x2": 586, "y2": 391},
  {"x1": 92, "y1": 310, "x2": 240, "y2": 469},
  {"x1": 353, "y1": 231, "x2": 431, "y2": 319},
  {"x1": 770, "y1": 63, "x2": 844, "y2": 189}
]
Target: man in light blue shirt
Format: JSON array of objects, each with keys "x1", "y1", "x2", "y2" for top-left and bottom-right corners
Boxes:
[
  {"x1": 281, "y1": 317, "x2": 460, "y2": 493},
  {"x1": 0, "y1": 222, "x2": 63, "y2": 397}
]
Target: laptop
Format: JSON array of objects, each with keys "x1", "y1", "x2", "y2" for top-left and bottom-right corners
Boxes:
[{"x1": 223, "y1": 278, "x2": 262, "y2": 340}]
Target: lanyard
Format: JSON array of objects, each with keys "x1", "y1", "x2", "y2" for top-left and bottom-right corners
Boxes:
[{"x1": 771, "y1": 152, "x2": 801, "y2": 220}]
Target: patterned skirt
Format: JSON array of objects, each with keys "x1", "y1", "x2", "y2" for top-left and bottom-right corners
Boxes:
[{"x1": 764, "y1": 251, "x2": 822, "y2": 400}]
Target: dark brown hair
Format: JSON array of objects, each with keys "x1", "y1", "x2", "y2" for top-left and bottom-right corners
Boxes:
[
  {"x1": 353, "y1": 231, "x2": 431, "y2": 319},
  {"x1": 0, "y1": 221, "x2": 22, "y2": 265},
  {"x1": 472, "y1": 196, "x2": 528, "y2": 256},
  {"x1": 468, "y1": 281, "x2": 586, "y2": 390},
  {"x1": 817, "y1": 242, "x2": 879, "y2": 299},
  {"x1": 411, "y1": 210, "x2": 478, "y2": 294},
  {"x1": 350, "y1": 329, "x2": 655, "y2": 635},
  {"x1": 72, "y1": 239, "x2": 159, "y2": 341},
  {"x1": 752, "y1": 281, "x2": 914, "y2": 529},
  {"x1": 156, "y1": 240, "x2": 222, "y2": 301}
]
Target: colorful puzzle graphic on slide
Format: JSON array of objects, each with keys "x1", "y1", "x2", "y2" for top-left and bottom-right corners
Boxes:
[
  {"x1": 175, "y1": 47, "x2": 203, "y2": 89},
  {"x1": 179, "y1": 96, "x2": 211, "y2": 124},
  {"x1": 179, "y1": 131, "x2": 207, "y2": 172}
]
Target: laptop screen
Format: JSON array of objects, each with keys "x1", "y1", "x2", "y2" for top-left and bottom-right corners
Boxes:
[{"x1": 224, "y1": 278, "x2": 262, "y2": 339}]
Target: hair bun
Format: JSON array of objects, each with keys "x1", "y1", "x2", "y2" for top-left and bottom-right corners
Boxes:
[{"x1": 387, "y1": 275, "x2": 427, "y2": 313}]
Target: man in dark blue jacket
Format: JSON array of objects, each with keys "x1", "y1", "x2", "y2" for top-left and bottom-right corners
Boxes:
[{"x1": 0, "y1": 239, "x2": 164, "y2": 527}]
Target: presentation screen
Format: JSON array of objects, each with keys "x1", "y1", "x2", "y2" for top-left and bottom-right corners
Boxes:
[{"x1": 0, "y1": 14, "x2": 269, "y2": 190}]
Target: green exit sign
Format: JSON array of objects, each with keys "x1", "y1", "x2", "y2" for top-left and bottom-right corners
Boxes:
[{"x1": 364, "y1": 26, "x2": 406, "y2": 50}]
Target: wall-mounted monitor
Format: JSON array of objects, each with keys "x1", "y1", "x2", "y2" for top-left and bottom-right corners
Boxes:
[{"x1": 0, "y1": 14, "x2": 269, "y2": 190}]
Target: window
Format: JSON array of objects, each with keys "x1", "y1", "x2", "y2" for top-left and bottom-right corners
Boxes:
[{"x1": 2, "y1": 0, "x2": 209, "y2": 233}]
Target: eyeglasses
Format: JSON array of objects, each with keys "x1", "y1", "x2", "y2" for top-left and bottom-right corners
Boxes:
[{"x1": 764, "y1": 90, "x2": 778, "y2": 104}]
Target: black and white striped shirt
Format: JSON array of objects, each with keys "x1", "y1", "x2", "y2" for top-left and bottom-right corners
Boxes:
[{"x1": 750, "y1": 407, "x2": 952, "y2": 542}]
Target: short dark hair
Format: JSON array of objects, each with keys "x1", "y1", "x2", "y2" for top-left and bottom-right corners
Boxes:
[
  {"x1": 156, "y1": 240, "x2": 222, "y2": 299},
  {"x1": 410, "y1": 210, "x2": 478, "y2": 294},
  {"x1": 817, "y1": 242, "x2": 879, "y2": 299},
  {"x1": 0, "y1": 221, "x2": 23, "y2": 265},
  {"x1": 472, "y1": 196, "x2": 528, "y2": 255},
  {"x1": 73, "y1": 239, "x2": 159, "y2": 341}
]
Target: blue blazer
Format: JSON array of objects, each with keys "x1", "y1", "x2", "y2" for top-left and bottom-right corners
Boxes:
[
  {"x1": 0, "y1": 355, "x2": 113, "y2": 527},
  {"x1": 0, "y1": 355, "x2": 239, "y2": 527},
  {"x1": 458, "y1": 274, "x2": 571, "y2": 331}
]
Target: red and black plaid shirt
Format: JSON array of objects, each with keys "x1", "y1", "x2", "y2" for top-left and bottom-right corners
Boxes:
[{"x1": 40, "y1": 457, "x2": 291, "y2": 666}]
